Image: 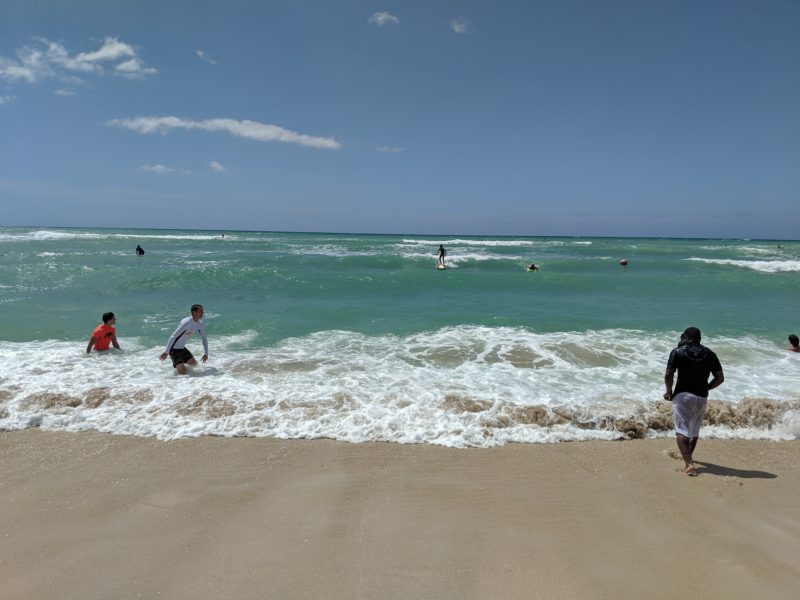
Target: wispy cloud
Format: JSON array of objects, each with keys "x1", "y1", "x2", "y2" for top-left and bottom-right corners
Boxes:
[
  {"x1": 450, "y1": 17, "x2": 473, "y2": 34},
  {"x1": 377, "y1": 145, "x2": 403, "y2": 153},
  {"x1": 0, "y1": 36, "x2": 156, "y2": 84},
  {"x1": 54, "y1": 89, "x2": 76, "y2": 97},
  {"x1": 108, "y1": 116, "x2": 342, "y2": 150},
  {"x1": 0, "y1": 95, "x2": 14, "y2": 105},
  {"x1": 368, "y1": 12, "x2": 400, "y2": 27},
  {"x1": 196, "y1": 49, "x2": 217, "y2": 65},
  {"x1": 209, "y1": 160, "x2": 226, "y2": 172},
  {"x1": 140, "y1": 164, "x2": 177, "y2": 175},
  {"x1": 115, "y1": 58, "x2": 156, "y2": 78}
]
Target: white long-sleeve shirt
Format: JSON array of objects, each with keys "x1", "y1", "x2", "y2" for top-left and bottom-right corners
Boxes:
[{"x1": 164, "y1": 316, "x2": 209, "y2": 355}]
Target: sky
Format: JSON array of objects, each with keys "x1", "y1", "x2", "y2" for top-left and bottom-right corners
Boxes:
[{"x1": 1, "y1": 0, "x2": 798, "y2": 238}]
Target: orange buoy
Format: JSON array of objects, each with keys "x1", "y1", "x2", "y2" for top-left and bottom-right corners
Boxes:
[{"x1": 619, "y1": 258, "x2": 628, "y2": 266}]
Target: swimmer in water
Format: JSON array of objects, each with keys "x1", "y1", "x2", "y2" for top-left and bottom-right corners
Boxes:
[
  {"x1": 788, "y1": 334, "x2": 800, "y2": 353},
  {"x1": 86, "y1": 312, "x2": 121, "y2": 353}
]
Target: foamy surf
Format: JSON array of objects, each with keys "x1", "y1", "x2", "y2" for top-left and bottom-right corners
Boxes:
[
  {"x1": 685, "y1": 257, "x2": 800, "y2": 273},
  {"x1": 1, "y1": 328, "x2": 798, "y2": 447}
]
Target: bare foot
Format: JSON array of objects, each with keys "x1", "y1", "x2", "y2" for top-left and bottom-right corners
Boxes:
[{"x1": 685, "y1": 465, "x2": 698, "y2": 477}]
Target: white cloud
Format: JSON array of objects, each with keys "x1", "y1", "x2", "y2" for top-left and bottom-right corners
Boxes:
[
  {"x1": 115, "y1": 58, "x2": 157, "y2": 78},
  {"x1": 75, "y1": 37, "x2": 136, "y2": 64},
  {"x1": 0, "y1": 95, "x2": 14, "y2": 105},
  {"x1": 54, "y1": 89, "x2": 76, "y2": 96},
  {"x1": 0, "y1": 36, "x2": 156, "y2": 84},
  {"x1": 450, "y1": 17, "x2": 473, "y2": 34},
  {"x1": 140, "y1": 164, "x2": 176, "y2": 175},
  {"x1": 377, "y1": 145, "x2": 403, "y2": 153},
  {"x1": 368, "y1": 12, "x2": 400, "y2": 27},
  {"x1": 209, "y1": 160, "x2": 225, "y2": 172},
  {"x1": 196, "y1": 49, "x2": 217, "y2": 65},
  {"x1": 0, "y1": 52, "x2": 46, "y2": 82},
  {"x1": 108, "y1": 116, "x2": 342, "y2": 150}
]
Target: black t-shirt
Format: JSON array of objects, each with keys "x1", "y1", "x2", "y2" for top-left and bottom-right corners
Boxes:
[{"x1": 667, "y1": 342, "x2": 722, "y2": 397}]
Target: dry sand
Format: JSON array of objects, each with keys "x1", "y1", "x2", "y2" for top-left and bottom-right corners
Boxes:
[{"x1": 1, "y1": 430, "x2": 798, "y2": 600}]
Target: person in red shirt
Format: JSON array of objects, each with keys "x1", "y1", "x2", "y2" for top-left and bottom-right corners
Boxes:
[{"x1": 86, "y1": 312, "x2": 121, "y2": 353}]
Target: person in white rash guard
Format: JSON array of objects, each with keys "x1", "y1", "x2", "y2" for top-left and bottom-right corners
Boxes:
[{"x1": 159, "y1": 304, "x2": 209, "y2": 375}]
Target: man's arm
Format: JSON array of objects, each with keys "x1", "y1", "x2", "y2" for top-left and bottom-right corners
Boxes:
[
  {"x1": 707, "y1": 370, "x2": 724, "y2": 391},
  {"x1": 111, "y1": 334, "x2": 121, "y2": 350},
  {"x1": 86, "y1": 336, "x2": 97, "y2": 354},
  {"x1": 161, "y1": 320, "x2": 187, "y2": 358},
  {"x1": 200, "y1": 327, "x2": 209, "y2": 362},
  {"x1": 663, "y1": 368, "x2": 675, "y2": 400}
]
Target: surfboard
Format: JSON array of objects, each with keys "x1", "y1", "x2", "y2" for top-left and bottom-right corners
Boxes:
[{"x1": 437, "y1": 264, "x2": 446, "y2": 270}]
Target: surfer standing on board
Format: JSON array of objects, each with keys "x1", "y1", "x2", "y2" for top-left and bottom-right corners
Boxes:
[
  {"x1": 437, "y1": 244, "x2": 446, "y2": 267},
  {"x1": 86, "y1": 312, "x2": 121, "y2": 353},
  {"x1": 159, "y1": 304, "x2": 209, "y2": 375},
  {"x1": 663, "y1": 327, "x2": 724, "y2": 476}
]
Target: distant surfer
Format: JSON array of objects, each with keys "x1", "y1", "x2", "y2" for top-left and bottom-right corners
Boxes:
[
  {"x1": 437, "y1": 245, "x2": 446, "y2": 268},
  {"x1": 86, "y1": 312, "x2": 121, "y2": 353},
  {"x1": 526, "y1": 263, "x2": 539, "y2": 271},
  {"x1": 159, "y1": 304, "x2": 209, "y2": 375},
  {"x1": 788, "y1": 334, "x2": 800, "y2": 353},
  {"x1": 135, "y1": 245, "x2": 145, "y2": 256},
  {"x1": 663, "y1": 327, "x2": 724, "y2": 477}
]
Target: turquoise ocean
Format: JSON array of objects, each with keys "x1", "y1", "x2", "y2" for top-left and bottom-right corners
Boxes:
[{"x1": 1, "y1": 227, "x2": 798, "y2": 445}]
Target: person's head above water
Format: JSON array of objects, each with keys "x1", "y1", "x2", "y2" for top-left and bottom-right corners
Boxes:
[
  {"x1": 102, "y1": 312, "x2": 115, "y2": 324},
  {"x1": 789, "y1": 334, "x2": 799, "y2": 348},
  {"x1": 680, "y1": 327, "x2": 701, "y2": 343}
]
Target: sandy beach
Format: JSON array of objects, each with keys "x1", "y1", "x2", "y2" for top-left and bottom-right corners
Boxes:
[{"x1": 1, "y1": 430, "x2": 798, "y2": 600}]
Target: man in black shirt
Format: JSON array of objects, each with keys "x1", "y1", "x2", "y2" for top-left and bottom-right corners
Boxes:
[{"x1": 663, "y1": 327, "x2": 724, "y2": 476}]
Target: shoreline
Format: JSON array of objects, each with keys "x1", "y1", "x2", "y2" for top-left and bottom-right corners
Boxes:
[{"x1": 2, "y1": 430, "x2": 799, "y2": 599}]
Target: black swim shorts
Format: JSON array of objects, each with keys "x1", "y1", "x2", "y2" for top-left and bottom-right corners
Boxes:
[{"x1": 169, "y1": 347, "x2": 195, "y2": 367}]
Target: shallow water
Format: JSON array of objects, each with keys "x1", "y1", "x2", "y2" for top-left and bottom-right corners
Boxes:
[{"x1": 1, "y1": 227, "x2": 798, "y2": 445}]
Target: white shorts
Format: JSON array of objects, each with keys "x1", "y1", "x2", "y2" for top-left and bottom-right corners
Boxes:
[{"x1": 672, "y1": 392, "x2": 708, "y2": 438}]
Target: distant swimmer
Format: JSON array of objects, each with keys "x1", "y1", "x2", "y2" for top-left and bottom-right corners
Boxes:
[
  {"x1": 86, "y1": 312, "x2": 121, "y2": 353},
  {"x1": 526, "y1": 263, "x2": 539, "y2": 271},
  {"x1": 135, "y1": 245, "x2": 145, "y2": 256},
  {"x1": 437, "y1": 244, "x2": 446, "y2": 267},
  {"x1": 159, "y1": 304, "x2": 209, "y2": 375},
  {"x1": 788, "y1": 334, "x2": 800, "y2": 353}
]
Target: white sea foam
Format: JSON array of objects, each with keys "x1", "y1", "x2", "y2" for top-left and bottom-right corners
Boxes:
[
  {"x1": 1, "y1": 328, "x2": 797, "y2": 447},
  {"x1": 402, "y1": 238, "x2": 551, "y2": 247},
  {"x1": 685, "y1": 258, "x2": 800, "y2": 273},
  {"x1": 739, "y1": 246, "x2": 782, "y2": 257},
  {"x1": 394, "y1": 249, "x2": 525, "y2": 264},
  {"x1": 0, "y1": 230, "x2": 231, "y2": 243},
  {"x1": 0, "y1": 230, "x2": 104, "y2": 242}
]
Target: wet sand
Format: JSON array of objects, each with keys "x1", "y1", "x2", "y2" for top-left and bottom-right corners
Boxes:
[{"x1": 1, "y1": 430, "x2": 798, "y2": 600}]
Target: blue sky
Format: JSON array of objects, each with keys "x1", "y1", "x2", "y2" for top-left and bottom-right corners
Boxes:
[{"x1": 1, "y1": 0, "x2": 798, "y2": 238}]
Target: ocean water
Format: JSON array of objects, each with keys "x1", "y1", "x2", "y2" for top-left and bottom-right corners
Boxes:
[{"x1": 1, "y1": 227, "x2": 798, "y2": 446}]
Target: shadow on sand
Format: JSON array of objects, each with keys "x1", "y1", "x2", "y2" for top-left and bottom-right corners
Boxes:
[{"x1": 694, "y1": 461, "x2": 777, "y2": 479}]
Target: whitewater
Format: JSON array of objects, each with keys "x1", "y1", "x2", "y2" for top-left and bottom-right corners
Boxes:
[{"x1": 1, "y1": 227, "x2": 798, "y2": 446}]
